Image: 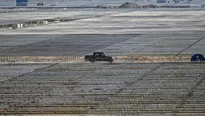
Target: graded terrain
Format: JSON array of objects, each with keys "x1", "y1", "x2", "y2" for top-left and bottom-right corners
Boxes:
[{"x1": 0, "y1": 8, "x2": 205, "y2": 115}]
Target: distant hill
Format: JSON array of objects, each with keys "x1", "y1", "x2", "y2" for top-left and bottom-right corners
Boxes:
[{"x1": 119, "y1": 2, "x2": 140, "y2": 8}]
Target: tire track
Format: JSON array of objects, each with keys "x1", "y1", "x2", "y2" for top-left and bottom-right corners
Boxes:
[
  {"x1": 89, "y1": 34, "x2": 205, "y2": 113},
  {"x1": 172, "y1": 70, "x2": 205, "y2": 113},
  {"x1": 0, "y1": 34, "x2": 139, "y2": 114},
  {"x1": 0, "y1": 35, "x2": 62, "y2": 56},
  {"x1": 176, "y1": 36, "x2": 205, "y2": 55}
]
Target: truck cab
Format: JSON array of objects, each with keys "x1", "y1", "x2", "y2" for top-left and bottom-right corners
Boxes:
[{"x1": 93, "y1": 52, "x2": 106, "y2": 60}]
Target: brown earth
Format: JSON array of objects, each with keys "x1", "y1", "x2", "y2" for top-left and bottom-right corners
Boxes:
[
  {"x1": 0, "y1": 55, "x2": 191, "y2": 63},
  {"x1": 0, "y1": 56, "x2": 83, "y2": 63},
  {"x1": 116, "y1": 55, "x2": 191, "y2": 62}
]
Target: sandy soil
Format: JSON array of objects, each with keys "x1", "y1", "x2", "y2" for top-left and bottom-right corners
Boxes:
[
  {"x1": 117, "y1": 55, "x2": 191, "y2": 62},
  {"x1": 0, "y1": 55, "x2": 191, "y2": 63}
]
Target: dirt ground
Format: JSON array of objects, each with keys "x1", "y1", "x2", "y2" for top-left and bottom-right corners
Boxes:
[
  {"x1": 115, "y1": 55, "x2": 191, "y2": 62},
  {"x1": 0, "y1": 55, "x2": 191, "y2": 63}
]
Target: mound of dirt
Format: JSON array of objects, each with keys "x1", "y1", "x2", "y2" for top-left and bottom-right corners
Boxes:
[
  {"x1": 115, "y1": 55, "x2": 191, "y2": 62},
  {"x1": 119, "y1": 2, "x2": 141, "y2": 8},
  {"x1": 0, "y1": 56, "x2": 84, "y2": 63}
]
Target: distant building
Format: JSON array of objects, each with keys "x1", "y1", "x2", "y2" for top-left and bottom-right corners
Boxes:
[
  {"x1": 157, "y1": 0, "x2": 193, "y2": 3},
  {"x1": 157, "y1": 0, "x2": 166, "y2": 3},
  {"x1": 16, "y1": 0, "x2": 28, "y2": 6},
  {"x1": 0, "y1": 0, "x2": 203, "y2": 7}
]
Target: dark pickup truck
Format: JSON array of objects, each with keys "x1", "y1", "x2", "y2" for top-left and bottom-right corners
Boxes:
[{"x1": 85, "y1": 52, "x2": 114, "y2": 63}]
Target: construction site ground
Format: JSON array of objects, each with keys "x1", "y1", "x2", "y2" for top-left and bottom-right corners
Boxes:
[{"x1": 0, "y1": 8, "x2": 205, "y2": 115}]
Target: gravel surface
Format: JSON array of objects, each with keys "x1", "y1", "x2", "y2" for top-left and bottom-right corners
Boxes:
[
  {"x1": 0, "y1": 9, "x2": 205, "y2": 115},
  {"x1": 0, "y1": 62, "x2": 204, "y2": 115}
]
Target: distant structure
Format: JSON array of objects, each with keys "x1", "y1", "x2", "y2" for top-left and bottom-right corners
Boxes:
[
  {"x1": 119, "y1": 2, "x2": 141, "y2": 8},
  {"x1": 16, "y1": 0, "x2": 28, "y2": 6},
  {"x1": 0, "y1": 0, "x2": 202, "y2": 7},
  {"x1": 157, "y1": 0, "x2": 166, "y2": 3},
  {"x1": 157, "y1": 0, "x2": 194, "y2": 3},
  {"x1": 37, "y1": 2, "x2": 45, "y2": 6}
]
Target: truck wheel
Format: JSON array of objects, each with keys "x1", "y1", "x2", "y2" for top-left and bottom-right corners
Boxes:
[
  {"x1": 108, "y1": 59, "x2": 113, "y2": 63},
  {"x1": 90, "y1": 59, "x2": 95, "y2": 62}
]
